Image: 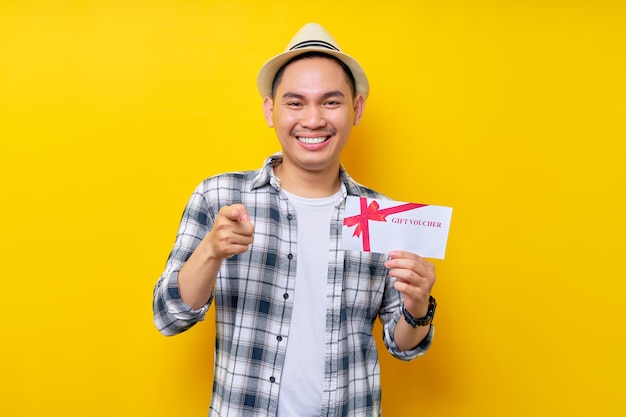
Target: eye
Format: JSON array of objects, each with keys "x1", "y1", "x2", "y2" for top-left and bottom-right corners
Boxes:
[
  {"x1": 324, "y1": 100, "x2": 342, "y2": 108},
  {"x1": 286, "y1": 101, "x2": 303, "y2": 108}
]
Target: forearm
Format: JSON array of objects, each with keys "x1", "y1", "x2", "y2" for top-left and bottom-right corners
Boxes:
[
  {"x1": 393, "y1": 317, "x2": 431, "y2": 352},
  {"x1": 178, "y1": 240, "x2": 223, "y2": 310}
]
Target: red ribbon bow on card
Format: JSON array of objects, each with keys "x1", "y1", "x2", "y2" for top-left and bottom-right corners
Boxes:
[{"x1": 343, "y1": 197, "x2": 427, "y2": 252}]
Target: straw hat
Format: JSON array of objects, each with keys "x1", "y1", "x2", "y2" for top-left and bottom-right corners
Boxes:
[{"x1": 256, "y1": 23, "x2": 369, "y2": 99}]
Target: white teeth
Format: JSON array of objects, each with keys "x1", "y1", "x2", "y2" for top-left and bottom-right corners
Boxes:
[{"x1": 297, "y1": 136, "x2": 327, "y2": 144}]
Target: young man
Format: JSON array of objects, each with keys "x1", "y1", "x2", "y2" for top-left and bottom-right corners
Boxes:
[{"x1": 153, "y1": 23, "x2": 437, "y2": 417}]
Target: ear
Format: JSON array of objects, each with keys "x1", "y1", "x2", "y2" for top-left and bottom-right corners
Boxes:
[
  {"x1": 352, "y1": 95, "x2": 365, "y2": 126},
  {"x1": 263, "y1": 97, "x2": 274, "y2": 128}
]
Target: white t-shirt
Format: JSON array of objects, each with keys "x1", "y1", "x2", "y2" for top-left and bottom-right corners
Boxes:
[{"x1": 277, "y1": 189, "x2": 341, "y2": 417}]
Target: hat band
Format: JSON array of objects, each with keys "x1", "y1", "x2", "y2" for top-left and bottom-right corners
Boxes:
[{"x1": 289, "y1": 40, "x2": 340, "y2": 52}]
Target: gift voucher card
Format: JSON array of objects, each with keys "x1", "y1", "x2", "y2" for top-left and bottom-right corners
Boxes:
[{"x1": 342, "y1": 196, "x2": 453, "y2": 259}]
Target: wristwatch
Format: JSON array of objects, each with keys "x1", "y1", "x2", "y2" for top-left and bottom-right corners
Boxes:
[{"x1": 402, "y1": 296, "x2": 437, "y2": 328}]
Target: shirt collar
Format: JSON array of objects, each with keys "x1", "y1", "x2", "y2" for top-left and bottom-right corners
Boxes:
[{"x1": 250, "y1": 152, "x2": 363, "y2": 197}]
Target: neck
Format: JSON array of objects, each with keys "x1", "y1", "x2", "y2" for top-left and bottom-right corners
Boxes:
[{"x1": 274, "y1": 161, "x2": 342, "y2": 198}]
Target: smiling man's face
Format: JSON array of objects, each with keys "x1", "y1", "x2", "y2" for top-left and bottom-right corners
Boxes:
[{"x1": 263, "y1": 56, "x2": 364, "y2": 177}]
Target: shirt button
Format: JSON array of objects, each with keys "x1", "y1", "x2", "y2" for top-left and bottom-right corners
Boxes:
[
  {"x1": 276, "y1": 335, "x2": 282, "y2": 342},
  {"x1": 270, "y1": 376, "x2": 276, "y2": 383},
  {"x1": 287, "y1": 253, "x2": 293, "y2": 260},
  {"x1": 287, "y1": 214, "x2": 293, "y2": 220},
  {"x1": 283, "y1": 293, "x2": 289, "y2": 299}
]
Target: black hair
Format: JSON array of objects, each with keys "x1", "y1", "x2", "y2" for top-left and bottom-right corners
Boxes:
[{"x1": 270, "y1": 51, "x2": 356, "y2": 99}]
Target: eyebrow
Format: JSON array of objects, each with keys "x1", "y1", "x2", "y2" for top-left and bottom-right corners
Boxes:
[
  {"x1": 280, "y1": 90, "x2": 346, "y2": 101},
  {"x1": 321, "y1": 90, "x2": 346, "y2": 100},
  {"x1": 281, "y1": 92, "x2": 305, "y2": 101}
]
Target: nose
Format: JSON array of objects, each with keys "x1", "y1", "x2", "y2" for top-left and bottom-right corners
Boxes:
[{"x1": 300, "y1": 105, "x2": 327, "y2": 129}]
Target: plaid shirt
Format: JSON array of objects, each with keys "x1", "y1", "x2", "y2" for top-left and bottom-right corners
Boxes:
[{"x1": 153, "y1": 154, "x2": 433, "y2": 417}]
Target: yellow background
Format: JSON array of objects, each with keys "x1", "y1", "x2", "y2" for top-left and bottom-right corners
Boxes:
[{"x1": 1, "y1": 1, "x2": 625, "y2": 416}]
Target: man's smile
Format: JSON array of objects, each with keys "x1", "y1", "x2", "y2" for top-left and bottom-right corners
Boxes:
[{"x1": 296, "y1": 136, "x2": 330, "y2": 144}]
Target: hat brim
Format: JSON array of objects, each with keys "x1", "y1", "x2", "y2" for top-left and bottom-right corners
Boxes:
[{"x1": 257, "y1": 47, "x2": 369, "y2": 99}]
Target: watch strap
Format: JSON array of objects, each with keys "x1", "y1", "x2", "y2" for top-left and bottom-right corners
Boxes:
[{"x1": 402, "y1": 296, "x2": 437, "y2": 328}]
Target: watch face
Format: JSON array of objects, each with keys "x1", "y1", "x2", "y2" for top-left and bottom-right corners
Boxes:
[{"x1": 429, "y1": 296, "x2": 437, "y2": 318}]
